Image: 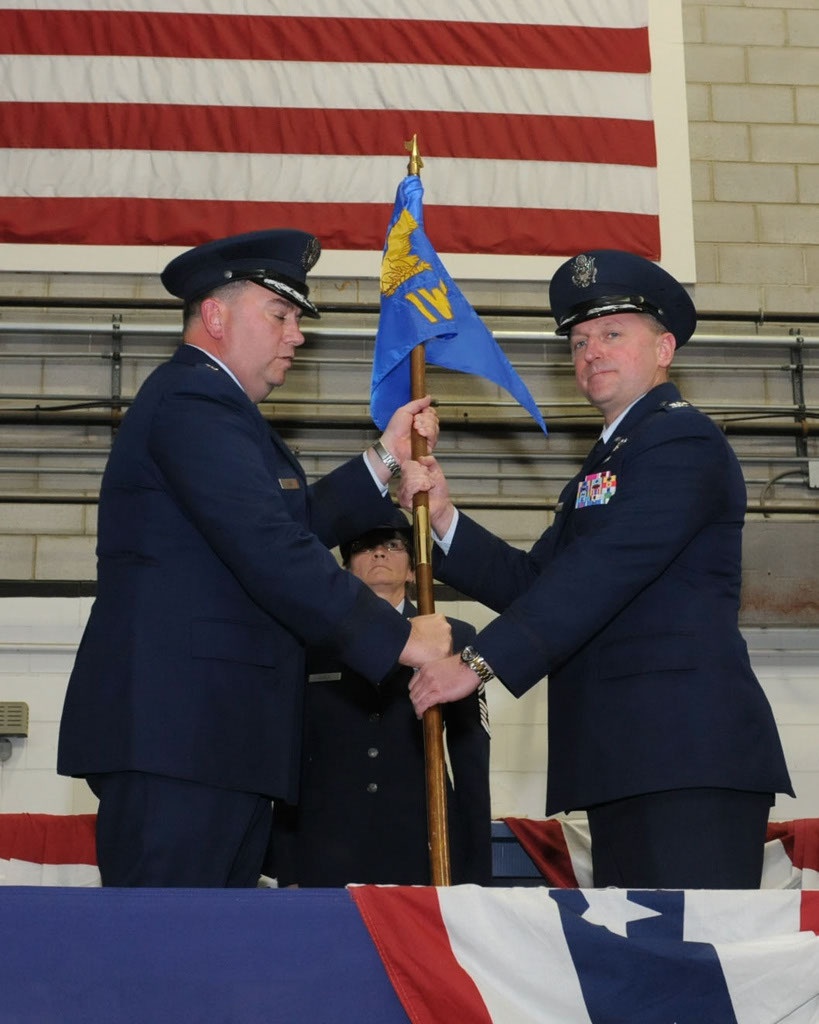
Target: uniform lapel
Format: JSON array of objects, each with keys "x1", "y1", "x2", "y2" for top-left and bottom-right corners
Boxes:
[
  {"x1": 551, "y1": 383, "x2": 684, "y2": 544},
  {"x1": 267, "y1": 422, "x2": 307, "y2": 484},
  {"x1": 173, "y1": 343, "x2": 307, "y2": 484}
]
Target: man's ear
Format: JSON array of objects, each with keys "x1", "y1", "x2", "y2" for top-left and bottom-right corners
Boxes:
[
  {"x1": 657, "y1": 331, "x2": 676, "y2": 368},
  {"x1": 199, "y1": 297, "x2": 224, "y2": 339}
]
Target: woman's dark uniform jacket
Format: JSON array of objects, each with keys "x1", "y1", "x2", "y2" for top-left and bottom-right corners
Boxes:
[
  {"x1": 273, "y1": 607, "x2": 492, "y2": 887},
  {"x1": 433, "y1": 381, "x2": 793, "y2": 816},
  {"x1": 57, "y1": 344, "x2": 415, "y2": 804}
]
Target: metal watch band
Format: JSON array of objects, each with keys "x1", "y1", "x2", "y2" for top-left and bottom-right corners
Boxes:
[
  {"x1": 460, "y1": 645, "x2": 496, "y2": 685},
  {"x1": 373, "y1": 439, "x2": 401, "y2": 477}
]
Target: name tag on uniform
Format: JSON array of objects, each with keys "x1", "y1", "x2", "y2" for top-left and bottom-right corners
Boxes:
[
  {"x1": 576, "y1": 471, "x2": 617, "y2": 508},
  {"x1": 308, "y1": 672, "x2": 342, "y2": 683},
  {"x1": 278, "y1": 477, "x2": 301, "y2": 490}
]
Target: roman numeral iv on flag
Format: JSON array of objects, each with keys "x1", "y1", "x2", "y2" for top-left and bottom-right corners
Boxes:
[{"x1": 370, "y1": 175, "x2": 547, "y2": 434}]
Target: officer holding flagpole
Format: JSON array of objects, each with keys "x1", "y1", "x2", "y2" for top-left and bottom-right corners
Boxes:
[
  {"x1": 57, "y1": 227, "x2": 452, "y2": 888},
  {"x1": 400, "y1": 249, "x2": 793, "y2": 890}
]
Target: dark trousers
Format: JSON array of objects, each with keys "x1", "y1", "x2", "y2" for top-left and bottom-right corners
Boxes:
[
  {"x1": 88, "y1": 771, "x2": 273, "y2": 887},
  {"x1": 587, "y1": 787, "x2": 773, "y2": 889}
]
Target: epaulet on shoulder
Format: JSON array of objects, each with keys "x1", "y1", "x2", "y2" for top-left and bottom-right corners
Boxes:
[{"x1": 659, "y1": 399, "x2": 691, "y2": 412}]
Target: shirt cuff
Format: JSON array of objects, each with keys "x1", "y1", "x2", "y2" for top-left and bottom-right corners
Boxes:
[
  {"x1": 434, "y1": 508, "x2": 459, "y2": 554},
  {"x1": 362, "y1": 451, "x2": 389, "y2": 496}
]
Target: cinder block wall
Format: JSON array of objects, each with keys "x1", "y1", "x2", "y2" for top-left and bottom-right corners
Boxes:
[{"x1": 682, "y1": 0, "x2": 819, "y2": 312}]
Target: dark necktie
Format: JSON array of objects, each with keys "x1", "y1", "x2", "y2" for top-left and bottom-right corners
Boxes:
[{"x1": 579, "y1": 437, "x2": 605, "y2": 476}]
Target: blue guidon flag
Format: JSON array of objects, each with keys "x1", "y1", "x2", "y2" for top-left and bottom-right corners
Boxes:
[{"x1": 371, "y1": 174, "x2": 547, "y2": 434}]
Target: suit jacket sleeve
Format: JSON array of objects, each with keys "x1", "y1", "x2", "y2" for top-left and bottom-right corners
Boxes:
[
  {"x1": 307, "y1": 455, "x2": 399, "y2": 552},
  {"x1": 148, "y1": 374, "x2": 409, "y2": 683},
  {"x1": 438, "y1": 410, "x2": 735, "y2": 695}
]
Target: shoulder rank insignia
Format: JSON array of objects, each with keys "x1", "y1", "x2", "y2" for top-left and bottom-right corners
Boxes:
[
  {"x1": 661, "y1": 400, "x2": 691, "y2": 410},
  {"x1": 576, "y1": 471, "x2": 617, "y2": 508}
]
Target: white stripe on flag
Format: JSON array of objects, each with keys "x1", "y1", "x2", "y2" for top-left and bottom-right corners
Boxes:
[
  {"x1": 1, "y1": 858, "x2": 101, "y2": 887},
  {"x1": 3, "y1": 0, "x2": 649, "y2": 28},
  {"x1": 2, "y1": 151, "x2": 657, "y2": 213},
  {"x1": 439, "y1": 886, "x2": 593, "y2": 1023},
  {"x1": 0, "y1": 56, "x2": 652, "y2": 121}
]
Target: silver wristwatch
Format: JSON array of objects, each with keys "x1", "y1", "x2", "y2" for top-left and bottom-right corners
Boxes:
[
  {"x1": 460, "y1": 645, "x2": 495, "y2": 685},
  {"x1": 372, "y1": 439, "x2": 401, "y2": 477}
]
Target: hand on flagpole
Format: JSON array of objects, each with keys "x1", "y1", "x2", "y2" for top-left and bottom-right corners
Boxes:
[
  {"x1": 397, "y1": 455, "x2": 455, "y2": 538},
  {"x1": 379, "y1": 395, "x2": 439, "y2": 464},
  {"x1": 398, "y1": 614, "x2": 452, "y2": 669},
  {"x1": 409, "y1": 654, "x2": 478, "y2": 717}
]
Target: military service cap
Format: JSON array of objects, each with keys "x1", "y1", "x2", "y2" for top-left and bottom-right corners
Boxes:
[
  {"x1": 340, "y1": 523, "x2": 414, "y2": 567},
  {"x1": 549, "y1": 249, "x2": 696, "y2": 347},
  {"x1": 161, "y1": 229, "x2": 322, "y2": 318}
]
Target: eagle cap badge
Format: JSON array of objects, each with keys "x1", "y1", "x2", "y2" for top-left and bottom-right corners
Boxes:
[{"x1": 571, "y1": 254, "x2": 597, "y2": 289}]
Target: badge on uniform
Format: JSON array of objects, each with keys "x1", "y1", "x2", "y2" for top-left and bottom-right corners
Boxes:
[{"x1": 576, "y1": 471, "x2": 617, "y2": 508}]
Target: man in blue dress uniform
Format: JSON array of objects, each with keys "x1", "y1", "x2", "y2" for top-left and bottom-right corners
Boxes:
[
  {"x1": 57, "y1": 229, "x2": 451, "y2": 887},
  {"x1": 400, "y1": 249, "x2": 793, "y2": 889}
]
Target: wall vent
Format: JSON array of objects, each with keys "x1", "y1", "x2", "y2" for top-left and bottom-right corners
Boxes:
[{"x1": 0, "y1": 702, "x2": 29, "y2": 737}]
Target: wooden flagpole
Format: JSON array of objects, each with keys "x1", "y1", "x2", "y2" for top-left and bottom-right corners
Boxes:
[{"x1": 405, "y1": 135, "x2": 451, "y2": 886}]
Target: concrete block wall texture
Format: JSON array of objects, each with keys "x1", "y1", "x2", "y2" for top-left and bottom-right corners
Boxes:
[{"x1": 682, "y1": 0, "x2": 819, "y2": 314}]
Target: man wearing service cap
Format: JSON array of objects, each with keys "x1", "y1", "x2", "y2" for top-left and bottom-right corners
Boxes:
[
  {"x1": 401, "y1": 249, "x2": 793, "y2": 890},
  {"x1": 57, "y1": 229, "x2": 451, "y2": 887}
]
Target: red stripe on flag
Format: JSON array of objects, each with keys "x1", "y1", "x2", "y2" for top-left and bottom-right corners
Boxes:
[
  {"x1": 351, "y1": 886, "x2": 492, "y2": 1024},
  {"x1": 0, "y1": 813, "x2": 97, "y2": 865},
  {"x1": 1, "y1": 103, "x2": 657, "y2": 168},
  {"x1": 2, "y1": 10, "x2": 650, "y2": 72},
  {"x1": 802, "y1": 892, "x2": 819, "y2": 936},
  {"x1": 503, "y1": 817, "x2": 580, "y2": 888},
  {"x1": 767, "y1": 820, "x2": 798, "y2": 868},
  {"x1": 0, "y1": 197, "x2": 661, "y2": 259}
]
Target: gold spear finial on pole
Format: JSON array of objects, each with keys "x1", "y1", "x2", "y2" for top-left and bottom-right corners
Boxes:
[
  {"x1": 405, "y1": 134, "x2": 424, "y2": 177},
  {"x1": 401, "y1": 135, "x2": 451, "y2": 887}
]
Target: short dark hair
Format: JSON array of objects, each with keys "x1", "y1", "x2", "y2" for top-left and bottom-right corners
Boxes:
[{"x1": 181, "y1": 279, "x2": 250, "y2": 332}]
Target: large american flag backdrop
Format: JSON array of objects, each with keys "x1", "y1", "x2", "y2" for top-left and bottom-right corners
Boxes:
[{"x1": 0, "y1": 0, "x2": 694, "y2": 280}]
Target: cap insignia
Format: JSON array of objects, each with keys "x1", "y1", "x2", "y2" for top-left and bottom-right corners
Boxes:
[{"x1": 571, "y1": 254, "x2": 597, "y2": 289}]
